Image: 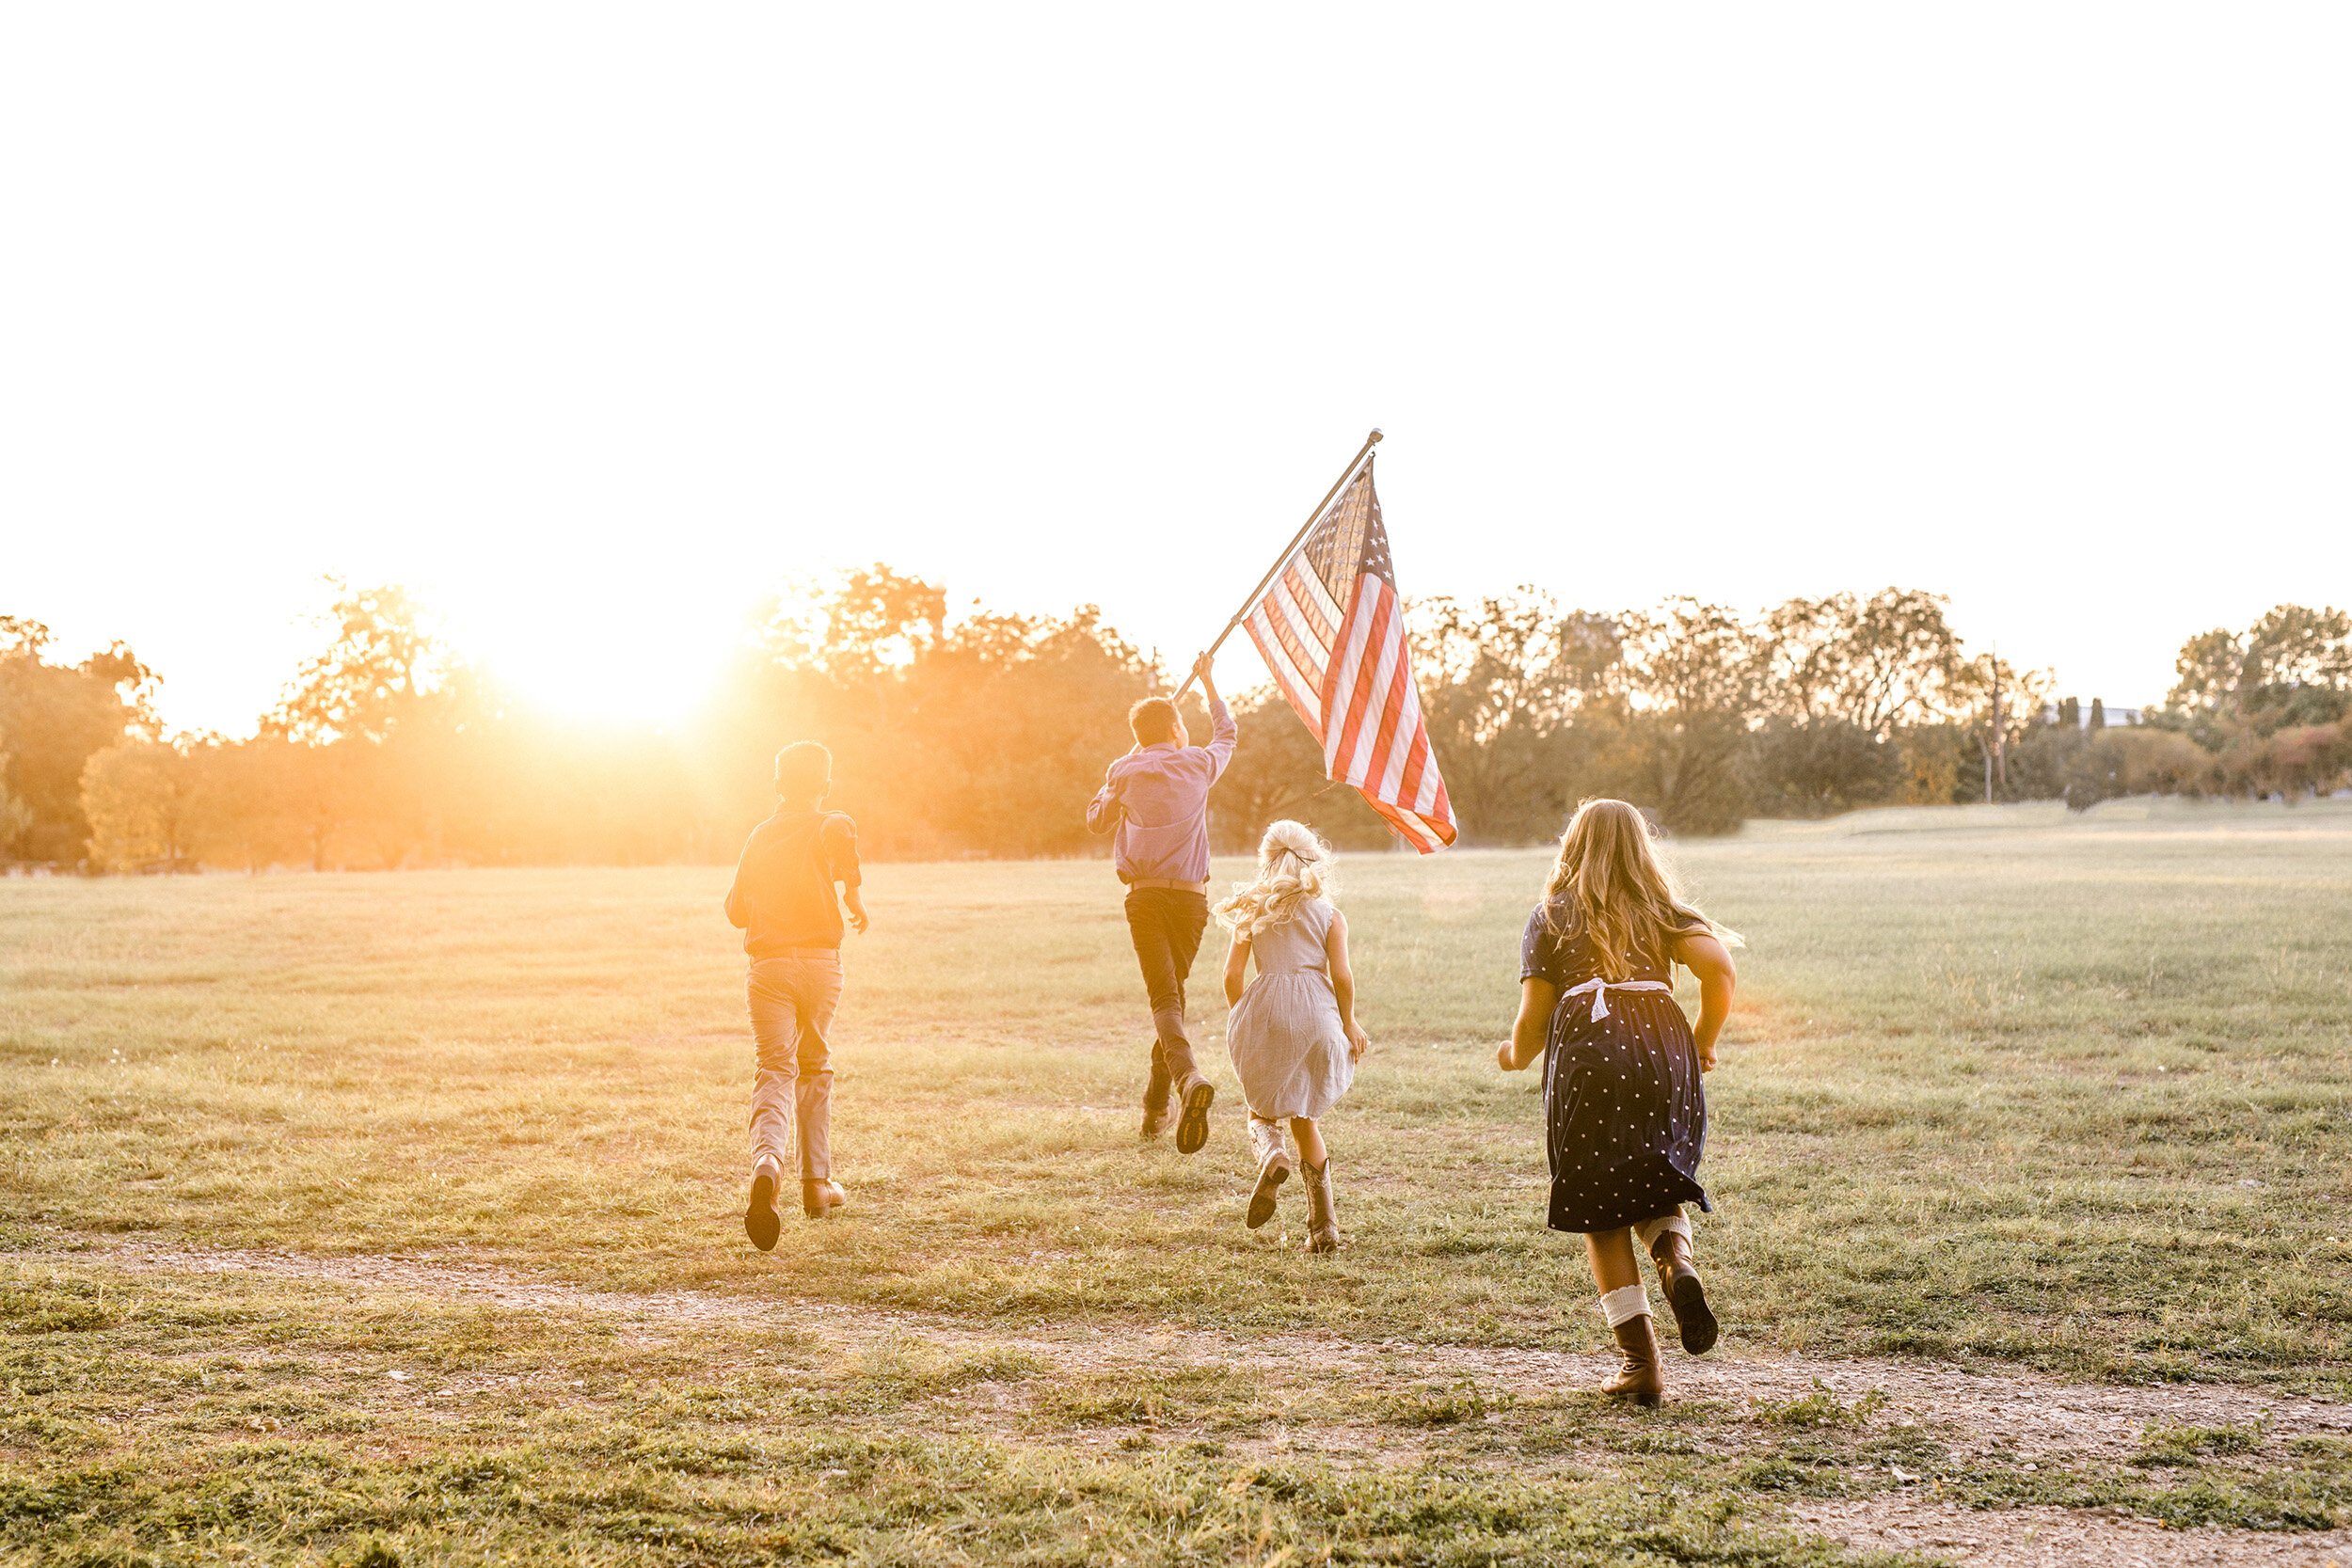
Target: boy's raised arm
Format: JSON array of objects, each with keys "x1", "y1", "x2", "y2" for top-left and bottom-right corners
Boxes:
[{"x1": 1204, "y1": 693, "x2": 1237, "y2": 781}]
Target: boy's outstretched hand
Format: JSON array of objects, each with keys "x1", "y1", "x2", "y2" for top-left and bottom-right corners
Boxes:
[
  {"x1": 844, "y1": 888, "x2": 870, "y2": 935},
  {"x1": 1192, "y1": 651, "x2": 1217, "y2": 696}
]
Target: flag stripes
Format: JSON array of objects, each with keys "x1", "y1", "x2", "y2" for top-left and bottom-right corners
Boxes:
[{"x1": 1240, "y1": 455, "x2": 1455, "y2": 854}]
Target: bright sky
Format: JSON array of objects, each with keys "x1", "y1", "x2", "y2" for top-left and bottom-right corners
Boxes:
[{"x1": 6, "y1": 6, "x2": 2347, "y2": 735}]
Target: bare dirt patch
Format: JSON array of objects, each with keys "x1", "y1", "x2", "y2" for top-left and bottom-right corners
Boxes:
[{"x1": 1789, "y1": 1497, "x2": 2349, "y2": 1568}]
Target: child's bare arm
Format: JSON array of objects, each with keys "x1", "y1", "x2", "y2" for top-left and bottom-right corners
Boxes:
[
  {"x1": 1672, "y1": 931, "x2": 1737, "y2": 1070},
  {"x1": 1223, "y1": 931, "x2": 1251, "y2": 1006},
  {"x1": 1325, "y1": 911, "x2": 1369, "y2": 1060},
  {"x1": 840, "y1": 883, "x2": 868, "y2": 935},
  {"x1": 1500, "y1": 978, "x2": 1556, "y2": 1071}
]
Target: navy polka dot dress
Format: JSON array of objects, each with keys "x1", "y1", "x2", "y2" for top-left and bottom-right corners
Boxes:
[{"x1": 1520, "y1": 901, "x2": 1711, "y2": 1234}]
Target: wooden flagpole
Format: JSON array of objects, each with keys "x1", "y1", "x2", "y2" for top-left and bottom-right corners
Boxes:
[{"x1": 1171, "y1": 428, "x2": 1382, "y2": 703}]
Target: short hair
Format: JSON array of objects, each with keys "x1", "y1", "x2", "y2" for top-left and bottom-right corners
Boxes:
[
  {"x1": 773, "y1": 741, "x2": 833, "y2": 799},
  {"x1": 1128, "y1": 696, "x2": 1180, "y2": 744}
]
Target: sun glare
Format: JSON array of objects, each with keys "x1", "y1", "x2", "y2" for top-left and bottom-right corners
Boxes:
[{"x1": 453, "y1": 595, "x2": 743, "y2": 728}]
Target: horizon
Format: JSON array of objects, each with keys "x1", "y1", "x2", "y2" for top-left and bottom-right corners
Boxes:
[{"x1": 12, "y1": 565, "x2": 2195, "y2": 741}]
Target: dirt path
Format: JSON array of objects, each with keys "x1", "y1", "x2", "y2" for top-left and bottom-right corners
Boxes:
[{"x1": 64, "y1": 1237, "x2": 2352, "y2": 1568}]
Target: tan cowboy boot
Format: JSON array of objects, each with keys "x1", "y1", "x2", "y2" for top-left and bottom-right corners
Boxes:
[
  {"x1": 1602, "y1": 1313, "x2": 1664, "y2": 1407},
  {"x1": 802, "y1": 1178, "x2": 845, "y2": 1219},
  {"x1": 1245, "y1": 1118, "x2": 1292, "y2": 1229},
  {"x1": 1302, "y1": 1158, "x2": 1339, "y2": 1254},
  {"x1": 1649, "y1": 1231, "x2": 1718, "y2": 1354}
]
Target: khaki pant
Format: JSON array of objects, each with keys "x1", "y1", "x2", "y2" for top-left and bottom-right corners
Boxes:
[{"x1": 747, "y1": 951, "x2": 840, "y2": 1180}]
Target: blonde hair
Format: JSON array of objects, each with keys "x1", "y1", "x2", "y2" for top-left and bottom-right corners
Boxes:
[
  {"x1": 1539, "y1": 800, "x2": 1742, "y2": 981},
  {"x1": 1214, "y1": 820, "x2": 1334, "y2": 940}
]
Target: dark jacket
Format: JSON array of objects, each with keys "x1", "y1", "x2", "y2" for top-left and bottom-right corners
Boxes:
[{"x1": 725, "y1": 808, "x2": 860, "y2": 956}]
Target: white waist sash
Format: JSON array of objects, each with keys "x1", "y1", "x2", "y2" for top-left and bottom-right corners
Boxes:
[{"x1": 1560, "y1": 977, "x2": 1673, "y2": 1023}]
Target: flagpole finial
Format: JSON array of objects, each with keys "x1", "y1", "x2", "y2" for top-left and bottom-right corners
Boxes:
[{"x1": 1367, "y1": 428, "x2": 1383, "y2": 444}]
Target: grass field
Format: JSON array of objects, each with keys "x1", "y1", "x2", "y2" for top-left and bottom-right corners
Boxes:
[{"x1": 5, "y1": 799, "x2": 2351, "y2": 1564}]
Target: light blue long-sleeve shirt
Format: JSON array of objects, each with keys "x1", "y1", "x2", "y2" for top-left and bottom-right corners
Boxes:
[{"x1": 1085, "y1": 697, "x2": 1236, "y2": 882}]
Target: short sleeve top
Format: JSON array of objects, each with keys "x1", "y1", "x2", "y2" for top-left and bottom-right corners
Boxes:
[{"x1": 1518, "y1": 900, "x2": 1707, "y2": 988}]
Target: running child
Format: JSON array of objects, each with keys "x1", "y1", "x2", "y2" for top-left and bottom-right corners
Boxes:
[
  {"x1": 725, "y1": 741, "x2": 867, "y2": 1249},
  {"x1": 1497, "y1": 799, "x2": 1740, "y2": 1405},
  {"x1": 1215, "y1": 820, "x2": 1369, "y2": 1253}
]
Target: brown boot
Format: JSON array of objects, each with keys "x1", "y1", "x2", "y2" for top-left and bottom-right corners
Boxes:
[
  {"x1": 744, "y1": 1163, "x2": 783, "y2": 1252},
  {"x1": 802, "y1": 1178, "x2": 845, "y2": 1219},
  {"x1": 1302, "y1": 1158, "x2": 1339, "y2": 1254},
  {"x1": 1245, "y1": 1118, "x2": 1292, "y2": 1229},
  {"x1": 1649, "y1": 1232, "x2": 1718, "y2": 1354},
  {"x1": 1602, "y1": 1314, "x2": 1664, "y2": 1407}
]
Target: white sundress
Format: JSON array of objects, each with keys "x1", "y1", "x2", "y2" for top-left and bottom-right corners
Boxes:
[{"x1": 1222, "y1": 897, "x2": 1354, "y2": 1119}]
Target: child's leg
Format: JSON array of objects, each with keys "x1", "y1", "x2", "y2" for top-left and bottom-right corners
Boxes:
[
  {"x1": 1587, "y1": 1226, "x2": 1663, "y2": 1403},
  {"x1": 743, "y1": 960, "x2": 804, "y2": 1250},
  {"x1": 746, "y1": 962, "x2": 804, "y2": 1179},
  {"x1": 1288, "y1": 1117, "x2": 1327, "y2": 1169},
  {"x1": 794, "y1": 956, "x2": 843, "y2": 1182},
  {"x1": 1584, "y1": 1227, "x2": 1644, "y2": 1294},
  {"x1": 1632, "y1": 1209, "x2": 1690, "y2": 1257}
]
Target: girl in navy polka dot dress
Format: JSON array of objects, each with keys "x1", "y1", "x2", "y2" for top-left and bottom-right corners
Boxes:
[{"x1": 1497, "y1": 800, "x2": 1740, "y2": 1407}]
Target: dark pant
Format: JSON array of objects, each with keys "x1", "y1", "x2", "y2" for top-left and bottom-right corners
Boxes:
[{"x1": 1124, "y1": 886, "x2": 1208, "y2": 1093}]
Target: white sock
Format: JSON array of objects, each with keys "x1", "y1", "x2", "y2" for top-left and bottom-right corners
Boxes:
[
  {"x1": 1598, "y1": 1284, "x2": 1651, "y2": 1327},
  {"x1": 1633, "y1": 1213, "x2": 1691, "y2": 1251}
]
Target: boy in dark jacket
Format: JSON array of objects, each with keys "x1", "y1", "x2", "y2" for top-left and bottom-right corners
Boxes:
[{"x1": 726, "y1": 741, "x2": 867, "y2": 1249}]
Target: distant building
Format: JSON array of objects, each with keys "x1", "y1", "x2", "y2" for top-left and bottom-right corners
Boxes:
[{"x1": 2041, "y1": 699, "x2": 2145, "y2": 729}]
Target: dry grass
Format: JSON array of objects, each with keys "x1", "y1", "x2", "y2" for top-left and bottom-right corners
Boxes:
[{"x1": 4, "y1": 797, "x2": 2349, "y2": 1562}]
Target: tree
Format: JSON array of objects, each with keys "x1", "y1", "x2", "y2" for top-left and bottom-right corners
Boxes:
[
  {"x1": 909, "y1": 605, "x2": 1156, "y2": 858},
  {"x1": 80, "y1": 739, "x2": 202, "y2": 871},
  {"x1": 2158, "y1": 604, "x2": 2352, "y2": 749},
  {"x1": 1410, "y1": 592, "x2": 1612, "y2": 842},
  {"x1": 1762, "y1": 588, "x2": 1963, "y2": 736},
  {"x1": 1744, "y1": 717, "x2": 1902, "y2": 816},
  {"x1": 1609, "y1": 599, "x2": 1769, "y2": 834},
  {"x1": 0, "y1": 618, "x2": 158, "y2": 861},
  {"x1": 189, "y1": 736, "x2": 302, "y2": 872},
  {"x1": 261, "y1": 584, "x2": 474, "y2": 870},
  {"x1": 264, "y1": 583, "x2": 452, "y2": 744}
]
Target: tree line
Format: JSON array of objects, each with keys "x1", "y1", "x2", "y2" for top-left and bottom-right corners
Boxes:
[{"x1": 3, "y1": 582, "x2": 2346, "y2": 872}]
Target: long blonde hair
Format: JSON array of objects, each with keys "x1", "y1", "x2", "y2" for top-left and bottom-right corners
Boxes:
[
  {"x1": 1540, "y1": 800, "x2": 1741, "y2": 981},
  {"x1": 1214, "y1": 820, "x2": 1335, "y2": 940}
]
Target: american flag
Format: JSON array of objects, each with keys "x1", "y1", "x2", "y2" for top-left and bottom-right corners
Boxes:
[{"x1": 1242, "y1": 455, "x2": 1456, "y2": 853}]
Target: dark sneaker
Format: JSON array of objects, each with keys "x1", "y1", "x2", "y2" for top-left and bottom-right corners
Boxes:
[
  {"x1": 1173, "y1": 1073, "x2": 1216, "y2": 1155},
  {"x1": 744, "y1": 1167, "x2": 782, "y2": 1251},
  {"x1": 1140, "y1": 1057, "x2": 1175, "y2": 1140}
]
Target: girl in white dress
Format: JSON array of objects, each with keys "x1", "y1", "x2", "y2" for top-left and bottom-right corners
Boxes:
[{"x1": 1214, "y1": 821, "x2": 1369, "y2": 1252}]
